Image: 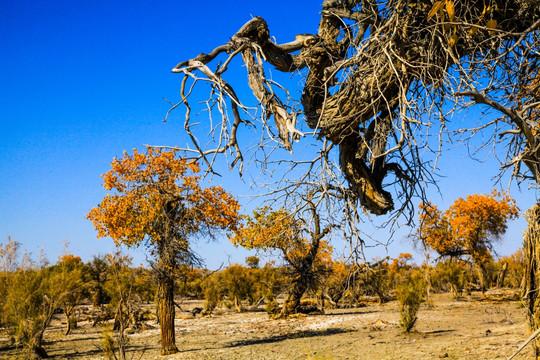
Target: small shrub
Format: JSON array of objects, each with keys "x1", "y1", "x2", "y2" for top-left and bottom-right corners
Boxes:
[
  {"x1": 431, "y1": 260, "x2": 470, "y2": 297},
  {"x1": 177, "y1": 267, "x2": 207, "y2": 299},
  {"x1": 395, "y1": 270, "x2": 426, "y2": 332},
  {"x1": 101, "y1": 329, "x2": 116, "y2": 360},
  {"x1": 361, "y1": 260, "x2": 391, "y2": 303},
  {"x1": 245, "y1": 256, "x2": 260, "y2": 269},
  {"x1": 257, "y1": 263, "x2": 288, "y2": 305},
  {"x1": 100, "y1": 325, "x2": 128, "y2": 360},
  {"x1": 221, "y1": 264, "x2": 256, "y2": 311},
  {"x1": 202, "y1": 276, "x2": 222, "y2": 312}
]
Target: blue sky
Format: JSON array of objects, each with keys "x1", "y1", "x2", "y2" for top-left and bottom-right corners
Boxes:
[{"x1": 1, "y1": 0, "x2": 536, "y2": 269}]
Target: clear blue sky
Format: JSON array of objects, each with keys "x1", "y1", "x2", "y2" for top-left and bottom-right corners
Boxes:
[{"x1": 1, "y1": 0, "x2": 536, "y2": 269}]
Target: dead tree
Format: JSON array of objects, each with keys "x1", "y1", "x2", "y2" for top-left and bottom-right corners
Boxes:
[{"x1": 171, "y1": 0, "x2": 538, "y2": 216}]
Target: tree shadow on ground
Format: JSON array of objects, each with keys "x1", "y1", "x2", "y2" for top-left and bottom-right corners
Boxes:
[
  {"x1": 42, "y1": 333, "x2": 102, "y2": 345},
  {"x1": 422, "y1": 329, "x2": 455, "y2": 335},
  {"x1": 319, "y1": 309, "x2": 379, "y2": 317},
  {"x1": 46, "y1": 344, "x2": 150, "y2": 359},
  {"x1": 227, "y1": 328, "x2": 355, "y2": 348}
]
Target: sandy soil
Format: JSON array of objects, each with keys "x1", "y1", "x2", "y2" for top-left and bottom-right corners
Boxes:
[{"x1": 0, "y1": 290, "x2": 535, "y2": 359}]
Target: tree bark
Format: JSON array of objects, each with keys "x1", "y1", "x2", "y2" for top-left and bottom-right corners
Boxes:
[
  {"x1": 64, "y1": 310, "x2": 73, "y2": 336},
  {"x1": 92, "y1": 286, "x2": 104, "y2": 307},
  {"x1": 279, "y1": 279, "x2": 309, "y2": 318},
  {"x1": 523, "y1": 203, "x2": 540, "y2": 358},
  {"x1": 496, "y1": 262, "x2": 508, "y2": 288},
  {"x1": 157, "y1": 274, "x2": 178, "y2": 355},
  {"x1": 477, "y1": 263, "x2": 488, "y2": 294}
]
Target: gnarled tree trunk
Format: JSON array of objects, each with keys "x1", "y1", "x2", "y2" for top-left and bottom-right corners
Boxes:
[
  {"x1": 523, "y1": 203, "x2": 540, "y2": 358},
  {"x1": 279, "y1": 277, "x2": 311, "y2": 318}
]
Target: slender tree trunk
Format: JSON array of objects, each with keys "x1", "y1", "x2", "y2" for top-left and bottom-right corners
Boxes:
[
  {"x1": 496, "y1": 262, "x2": 508, "y2": 288},
  {"x1": 523, "y1": 203, "x2": 540, "y2": 358},
  {"x1": 64, "y1": 310, "x2": 72, "y2": 336},
  {"x1": 157, "y1": 274, "x2": 178, "y2": 355},
  {"x1": 234, "y1": 296, "x2": 243, "y2": 312},
  {"x1": 117, "y1": 305, "x2": 127, "y2": 360},
  {"x1": 113, "y1": 306, "x2": 121, "y2": 331},
  {"x1": 92, "y1": 286, "x2": 103, "y2": 307},
  {"x1": 477, "y1": 263, "x2": 488, "y2": 294},
  {"x1": 31, "y1": 300, "x2": 58, "y2": 358}
]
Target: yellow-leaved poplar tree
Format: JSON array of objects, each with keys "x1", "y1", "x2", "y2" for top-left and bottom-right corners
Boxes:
[
  {"x1": 417, "y1": 190, "x2": 519, "y2": 291},
  {"x1": 231, "y1": 205, "x2": 333, "y2": 317},
  {"x1": 87, "y1": 147, "x2": 239, "y2": 355}
]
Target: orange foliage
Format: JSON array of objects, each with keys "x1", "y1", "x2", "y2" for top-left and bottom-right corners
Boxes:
[
  {"x1": 417, "y1": 190, "x2": 519, "y2": 265},
  {"x1": 230, "y1": 207, "x2": 332, "y2": 266},
  {"x1": 58, "y1": 254, "x2": 82, "y2": 266},
  {"x1": 86, "y1": 147, "x2": 240, "y2": 249},
  {"x1": 389, "y1": 253, "x2": 413, "y2": 272}
]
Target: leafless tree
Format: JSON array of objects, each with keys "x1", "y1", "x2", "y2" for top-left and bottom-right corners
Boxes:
[{"x1": 169, "y1": 0, "x2": 537, "y2": 213}]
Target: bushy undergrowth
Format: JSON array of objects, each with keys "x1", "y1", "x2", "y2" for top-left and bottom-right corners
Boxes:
[
  {"x1": 0, "y1": 238, "x2": 155, "y2": 358},
  {"x1": 0, "y1": 235, "x2": 525, "y2": 357}
]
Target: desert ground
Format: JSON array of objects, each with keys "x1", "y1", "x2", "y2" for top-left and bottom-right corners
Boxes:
[{"x1": 0, "y1": 290, "x2": 535, "y2": 360}]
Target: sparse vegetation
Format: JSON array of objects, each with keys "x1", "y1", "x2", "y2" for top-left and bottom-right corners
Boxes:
[
  {"x1": 395, "y1": 270, "x2": 426, "y2": 333},
  {"x1": 0, "y1": 234, "x2": 532, "y2": 359}
]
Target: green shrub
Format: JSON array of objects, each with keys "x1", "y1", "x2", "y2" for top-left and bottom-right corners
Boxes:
[
  {"x1": 202, "y1": 276, "x2": 223, "y2": 312},
  {"x1": 431, "y1": 260, "x2": 471, "y2": 297},
  {"x1": 221, "y1": 264, "x2": 256, "y2": 311},
  {"x1": 395, "y1": 270, "x2": 426, "y2": 332}
]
